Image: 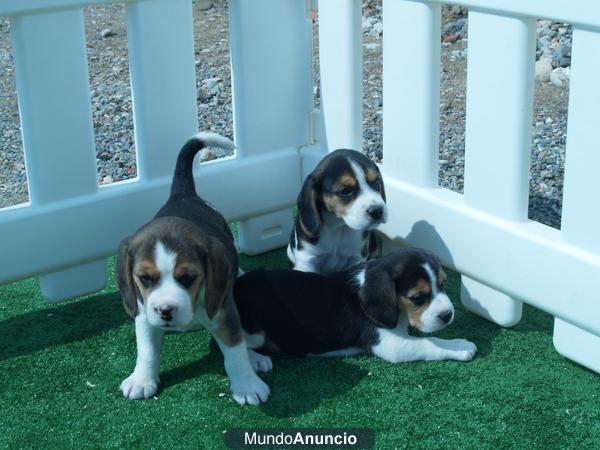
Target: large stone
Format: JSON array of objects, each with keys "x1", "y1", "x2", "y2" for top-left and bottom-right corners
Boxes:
[
  {"x1": 535, "y1": 54, "x2": 553, "y2": 82},
  {"x1": 550, "y1": 67, "x2": 571, "y2": 88}
]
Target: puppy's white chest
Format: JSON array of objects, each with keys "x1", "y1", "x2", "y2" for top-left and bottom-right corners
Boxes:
[
  {"x1": 319, "y1": 225, "x2": 363, "y2": 256},
  {"x1": 315, "y1": 225, "x2": 365, "y2": 272}
]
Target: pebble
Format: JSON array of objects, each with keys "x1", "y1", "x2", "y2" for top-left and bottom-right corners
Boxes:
[
  {"x1": 371, "y1": 21, "x2": 383, "y2": 36},
  {"x1": 100, "y1": 27, "x2": 115, "y2": 38},
  {"x1": 550, "y1": 67, "x2": 570, "y2": 88}
]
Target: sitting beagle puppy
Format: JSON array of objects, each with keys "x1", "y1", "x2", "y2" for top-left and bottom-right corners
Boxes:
[
  {"x1": 234, "y1": 248, "x2": 477, "y2": 363},
  {"x1": 287, "y1": 149, "x2": 387, "y2": 274},
  {"x1": 116, "y1": 132, "x2": 271, "y2": 405}
]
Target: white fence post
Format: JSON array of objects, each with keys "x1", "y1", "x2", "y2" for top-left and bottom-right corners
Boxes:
[
  {"x1": 126, "y1": 0, "x2": 199, "y2": 182},
  {"x1": 10, "y1": 9, "x2": 106, "y2": 301},
  {"x1": 317, "y1": 0, "x2": 363, "y2": 152},
  {"x1": 553, "y1": 27, "x2": 600, "y2": 372},
  {"x1": 380, "y1": 0, "x2": 440, "y2": 256},
  {"x1": 229, "y1": 0, "x2": 313, "y2": 255},
  {"x1": 382, "y1": 0, "x2": 440, "y2": 186},
  {"x1": 460, "y1": 12, "x2": 536, "y2": 327}
]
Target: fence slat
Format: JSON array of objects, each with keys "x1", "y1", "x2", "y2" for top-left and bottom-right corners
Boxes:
[
  {"x1": 561, "y1": 29, "x2": 600, "y2": 254},
  {"x1": 229, "y1": 0, "x2": 313, "y2": 254},
  {"x1": 126, "y1": 0, "x2": 198, "y2": 181},
  {"x1": 459, "y1": 12, "x2": 536, "y2": 326},
  {"x1": 10, "y1": 9, "x2": 97, "y2": 206},
  {"x1": 10, "y1": 9, "x2": 106, "y2": 300},
  {"x1": 382, "y1": 0, "x2": 440, "y2": 186},
  {"x1": 552, "y1": 27, "x2": 600, "y2": 372},
  {"x1": 318, "y1": 0, "x2": 362, "y2": 151}
]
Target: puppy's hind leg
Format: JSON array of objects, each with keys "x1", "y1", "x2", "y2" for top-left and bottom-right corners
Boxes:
[
  {"x1": 244, "y1": 331, "x2": 273, "y2": 373},
  {"x1": 213, "y1": 301, "x2": 270, "y2": 405},
  {"x1": 248, "y1": 349, "x2": 273, "y2": 373}
]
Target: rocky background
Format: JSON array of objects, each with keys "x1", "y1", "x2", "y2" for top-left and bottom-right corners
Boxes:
[{"x1": 0, "y1": 1, "x2": 572, "y2": 229}]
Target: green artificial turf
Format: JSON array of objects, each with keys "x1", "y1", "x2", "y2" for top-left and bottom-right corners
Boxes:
[{"x1": 1, "y1": 242, "x2": 599, "y2": 449}]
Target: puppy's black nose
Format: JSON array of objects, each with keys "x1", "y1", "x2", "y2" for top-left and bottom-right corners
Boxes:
[
  {"x1": 438, "y1": 310, "x2": 453, "y2": 324},
  {"x1": 367, "y1": 205, "x2": 384, "y2": 221},
  {"x1": 155, "y1": 305, "x2": 176, "y2": 321}
]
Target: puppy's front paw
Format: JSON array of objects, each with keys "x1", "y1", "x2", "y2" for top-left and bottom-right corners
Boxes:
[
  {"x1": 248, "y1": 350, "x2": 273, "y2": 373},
  {"x1": 447, "y1": 339, "x2": 478, "y2": 361},
  {"x1": 120, "y1": 372, "x2": 159, "y2": 399},
  {"x1": 231, "y1": 374, "x2": 270, "y2": 406}
]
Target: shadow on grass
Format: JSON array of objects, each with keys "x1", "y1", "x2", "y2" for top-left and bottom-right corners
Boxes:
[
  {"x1": 160, "y1": 339, "x2": 368, "y2": 417},
  {"x1": 0, "y1": 292, "x2": 128, "y2": 361}
]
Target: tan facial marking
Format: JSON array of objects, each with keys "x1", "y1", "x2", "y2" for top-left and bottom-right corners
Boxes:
[
  {"x1": 400, "y1": 297, "x2": 429, "y2": 328},
  {"x1": 338, "y1": 174, "x2": 357, "y2": 187},
  {"x1": 366, "y1": 169, "x2": 379, "y2": 183},
  {"x1": 437, "y1": 269, "x2": 447, "y2": 287},
  {"x1": 323, "y1": 193, "x2": 352, "y2": 218},
  {"x1": 402, "y1": 278, "x2": 432, "y2": 328},
  {"x1": 173, "y1": 261, "x2": 205, "y2": 310},
  {"x1": 406, "y1": 278, "x2": 431, "y2": 298},
  {"x1": 132, "y1": 260, "x2": 160, "y2": 302}
]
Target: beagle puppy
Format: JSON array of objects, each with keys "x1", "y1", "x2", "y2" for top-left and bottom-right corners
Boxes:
[
  {"x1": 116, "y1": 132, "x2": 271, "y2": 405},
  {"x1": 234, "y1": 248, "x2": 477, "y2": 363},
  {"x1": 287, "y1": 149, "x2": 387, "y2": 274}
]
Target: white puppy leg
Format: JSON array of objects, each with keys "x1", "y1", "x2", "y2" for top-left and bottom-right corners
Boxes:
[
  {"x1": 248, "y1": 349, "x2": 273, "y2": 373},
  {"x1": 372, "y1": 328, "x2": 477, "y2": 363},
  {"x1": 120, "y1": 310, "x2": 164, "y2": 399},
  {"x1": 214, "y1": 336, "x2": 270, "y2": 406}
]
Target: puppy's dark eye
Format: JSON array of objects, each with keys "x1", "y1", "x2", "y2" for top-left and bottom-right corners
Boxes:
[
  {"x1": 176, "y1": 274, "x2": 197, "y2": 289},
  {"x1": 137, "y1": 274, "x2": 155, "y2": 288},
  {"x1": 337, "y1": 187, "x2": 354, "y2": 197},
  {"x1": 409, "y1": 294, "x2": 429, "y2": 306}
]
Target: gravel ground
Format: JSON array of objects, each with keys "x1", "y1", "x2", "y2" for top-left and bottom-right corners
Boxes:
[{"x1": 0, "y1": 1, "x2": 568, "y2": 229}]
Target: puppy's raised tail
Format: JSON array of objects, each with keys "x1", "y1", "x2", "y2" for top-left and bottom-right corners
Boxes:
[{"x1": 169, "y1": 132, "x2": 235, "y2": 198}]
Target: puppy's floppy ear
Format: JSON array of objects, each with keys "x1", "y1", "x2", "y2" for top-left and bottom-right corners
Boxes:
[
  {"x1": 358, "y1": 263, "x2": 398, "y2": 329},
  {"x1": 116, "y1": 237, "x2": 138, "y2": 318},
  {"x1": 202, "y1": 238, "x2": 236, "y2": 320},
  {"x1": 297, "y1": 174, "x2": 321, "y2": 238}
]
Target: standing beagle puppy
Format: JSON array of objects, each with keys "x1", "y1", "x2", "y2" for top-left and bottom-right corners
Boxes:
[
  {"x1": 234, "y1": 248, "x2": 477, "y2": 363},
  {"x1": 287, "y1": 149, "x2": 387, "y2": 274},
  {"x1": 116, "y1": 133, "x2": 271, "y2": 405}
]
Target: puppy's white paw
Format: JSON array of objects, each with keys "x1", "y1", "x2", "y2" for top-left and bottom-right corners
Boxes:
[
  {"x1": 248, "y1": 349, "x2": 273, "y2": 373},
  {"x1": 231, "y1": 374, "x2": 270, "y2": 406},
  {"x1": 447, "y1": 339, "x2": 478, "y2": 361},
  {"x1": 120, "y1": 372, "x2": 159, "y2": 399}
]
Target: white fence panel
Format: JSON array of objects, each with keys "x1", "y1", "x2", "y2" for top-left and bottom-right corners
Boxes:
[
  {"x1": 460, "y1": 12, "x2": 536, "y2": 328},
  {"x1": 378, "y1": 0, "x2": 600, "y2": 373},
  {"x1": 0, "y1": 0, "x2": 309, "y2": 296},
  {"x1": 9, "y1": 8, "x2": 106, "y2": 300}
]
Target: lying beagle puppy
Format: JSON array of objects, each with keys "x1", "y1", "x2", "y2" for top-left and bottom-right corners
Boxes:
[
  {"x1": 234, "y1": 248, "x2": 477, "y2": 363},
  {"x1": 287, "y1": 149, "x2": 387, "y2": 274},
  {"x1": 116, "y1": 132, "x2": 271, "y2": 405}
]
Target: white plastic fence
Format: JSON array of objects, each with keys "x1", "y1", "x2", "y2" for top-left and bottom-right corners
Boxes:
[{"x1": 0, "y1": 0, "x2": 598, "y2": 373}]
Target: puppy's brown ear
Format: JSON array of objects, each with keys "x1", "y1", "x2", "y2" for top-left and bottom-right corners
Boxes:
[
  {"x1": 298, "y1": 174, "x2": 321, "y2": 238},
  {"x1": 116, "y1": 237, "x2": 138, "y2": 318},
  {"x1": 203, "y1": 238, "x2": 236, "y2": 320},
  {"x1": 358, "y1": 264, "x2": 398, "y2": 329}
]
